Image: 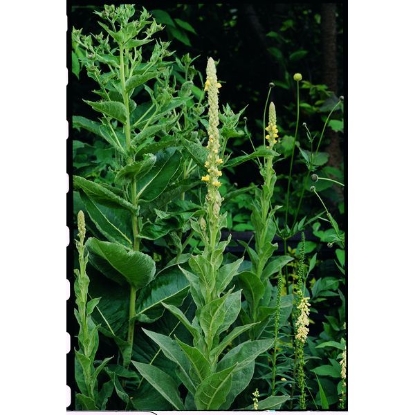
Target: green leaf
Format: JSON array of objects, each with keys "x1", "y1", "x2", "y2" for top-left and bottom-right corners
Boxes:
[
  {"x1": 210, "y1": 323, "x2": 257, "y2": 360},
  {"x1": 80, "y1": 193, "x2": 133, "y2": 247},
  {"x1": 218, "y1": 338, "x2": 273, "y2": 372},
  {"x1": 176, "y1": 338, "x2": 211, "y2": 382},
  {"x1": 316, "y1": 340, "x2": 345, "y2": 350},
  {"x1": 174, "y1": 18, "x2": 197, "y2": 34},
  {"x1": 135, "y1": 266, "x2": 189, "y2": 323},
  {"x1": 289, "y1": 50, "x2": 308, "y2": 61},
  {"x1": 85, "y1": 100, "x2": 127, "y2": 124},
  {"x1": 216, "y1": 257, "x2": 244, "y2": 294},
  {"x1": 261, "y1": 255, "x2": 294, "y2": 281},
  {"x1": 115, "y1": 154, "x2": 156, "y2": 184},
  {"x1": 222, "y1": 361, "x2": 255, "y2": 409},
  {"x1": 86, "y1": 238, "x2": 156, "y2": 290},
  {"x1": 181, "y1": 139, "x2": 209, "y2": 168},
  {"x1": 161, "y1": 302, "x2": 200, "y2": 340},
  {"x1": 72, "y1": 51, "x2": 80, "y2": 78},
  {"x1": 131, "y1": 362, "x2": 185, "y2": 410},
  {"x1": 136, "y1": 149, "x2": 181, "y2": 203},
  {"x1": 169, "y1": 26, "x2": 191, "y2": 46},
  {"x1": 133, "y1": 114, "x2": 180, "y2": 143},
  {"x1": 125, "y1": 71, "x2": 160, "y2": 92},
  {"x1": 73, "y1": 116, "x2": 126, "y2": 155},
  {"x1": 194, "y1": 364, "x2": 237, "y2": 410},
  {"x1": 75, "y1": 393, "x2": 97, "y2": 410},
  {"x1": 225, "y1": 148, "x2": 280, "y2": 168},
  {"x1": 245, "y1": 395, "x2": 290, "y2": 410},
  {"x1": 335, "y1": 248, "x2": 345, "y2": 268},
  {"x1": 151, "y1": 9, "x2": 176, "y2": 27},
  {"x1": 141, "y1": 329, "x2": 196, "y2": 395},
  {"x1": 328, "y1": 119, "x2": 344, "y2": 133},
  {"x1": 74, "y1": 176, "x2": 135, "y2": 213},
  {"x1": 316, "y1": 376, "x2": 330, "y2": 409},
  {"x1": 238, "y1": 271, "x2": 265, "y2": 313},
  {"x1": 199, "y1": 292, "x2": 241, "y2": 349},
  {"x1": 311, "y1": 364, "x2": 341, "y2": 378}
]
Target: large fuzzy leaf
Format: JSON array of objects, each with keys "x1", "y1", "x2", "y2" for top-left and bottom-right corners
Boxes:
[
  {"x1": 135, "y1": 149, "x2": 181, "y2": 203},
  {"x1": 131, "y1": 362, "x2": 185, "y2": 410},
  {"x1": 175, "y1": 338, "x2": 211, "y2": 383},
  {"x1": 199, "y1": 291, "x2": 241, "y2": 350},
  {"x1": 80, "y1": 192, "x2": 133, "y2": 247},
  {"x1": 135, "y1": 266, "x2": 189, "y2": 323},
  {"x1": 194, "y1": 364, "x2": 237, "y2": 410},
  {"x1": 86, "y1": 238, "x2": 155, "y2": 290},
  {"x1": 216, "y1": 257, "x2": 244, "y2": 294},
  {"x1": 218, "y1": 338, "x2": 273, "y2": 372},
  {"x1": 74, "y1": 176, "x2": 135, "y2": 213},
  {"x1": 73, "y1": 116, "x2": 126, "y2": 154},
  {"x1": 85, "y1": 100, "x2": 127, "y2": 124},
  {"x1": 140, "y1": 329, "x2": 196, "y2": 394},
  {"x1": 238, "y1": 271, "x2": 266, "y2": 314},
  {"x1": 114, "y1": 154, "x2": 157, "y2": 184}
]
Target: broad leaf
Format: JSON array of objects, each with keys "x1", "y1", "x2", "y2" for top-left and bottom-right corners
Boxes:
[
  {"x1": 114, "y1": 154, "x2": 156, "y2": 184},
  {"x1": 86, "y1": 238, "x2": 155, "y2": 290},
  {"x1": 161, "y1": 302, "x2": 200, "y2": 340},
  {"x1": 262, "y1": 255, "x2": 294, "y2": 280},
  {"x1": 135, "y1": 266, "x2": 189, "y2": 323},
  {"x1": 218, "y1": 338, "x2": 273, "y2": 372},
  {"x1": 244, "y1": 394, "x2": 290, "y2": 410},
  {"x1": 80, "y1": 193, "x2": 133, "y2": 247},
  {"x1": 194, "y1": 364, "x2": 237, "y2": 410},
  {"x1": 141, "y1": 329, "x2": 196, "y2": 395},
  {"x1": 311, "y1": 364, "x2": 341, "y2": 378},
  {"x1": 199, "y1": 292, "x2": 241, "y2": 350},
  {"x1": 216, "y1": 257, "x2": 244, "y2": 294},
  {"x1": 85, "y1": 100, "x2": 127, "y2": 124},
  {"x1": 210, "y1": 323, "x2": 257, "y2": 360},
  {"x1": 73, "y1": 116, "x2": 126, "y2": 154},
  {"x1": 74, "y1": 176, "x2": 135, "y2": 213},
  {"x1": 132, "y1": 362, "x2": 185, "y2": 410},
  {"x1": 238, "y1": 271, "x2": 265, "y2": 313},
  {"x1": 136, "y1": 149, "x2": 181, "y2": 203},
  {"x1": 125, "y1": 71, "x2": 160, "y2": 92},
  {"x1": 176, "y1": 338, "x2": 211, "y2": 382}
]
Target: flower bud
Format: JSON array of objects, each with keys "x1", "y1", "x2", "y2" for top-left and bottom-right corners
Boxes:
[{"x1": 293, "y1": 73, "x2": 302, "y2": 81}]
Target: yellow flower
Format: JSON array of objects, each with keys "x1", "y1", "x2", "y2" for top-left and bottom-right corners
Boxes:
[
  {"x1": 265, "y1": 102, "x2": 279, "y2": 147},
  {"x1": 212, "y1": 180, "x2": 221, "y2": 187},
  {"x1": 201, "y1": 175, "x2": 210, "y2": 182}
]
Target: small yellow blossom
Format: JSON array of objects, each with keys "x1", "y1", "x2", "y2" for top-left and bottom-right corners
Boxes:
[
  {"x1": 265, "y1": 102, "x2": 279, "y2": 148},
  {"x1": 212, "y1": 180, "x2": 221, "y2": 187},
  {"x1": 295, "y1": 296, "x2": 311, "y2": 343},
  {"x1": 252, "y1": 388, "x2": 260, "y2": 410},
  {"x1": 201, "y1": 175, "x2": 210, "y2": 182}
]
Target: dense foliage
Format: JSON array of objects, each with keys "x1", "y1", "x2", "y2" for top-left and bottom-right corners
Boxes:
[{"x1": 68, "y1": 3, "x2": 346, "y2": 411}]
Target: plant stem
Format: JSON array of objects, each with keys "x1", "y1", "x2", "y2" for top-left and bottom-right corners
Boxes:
[{"x1": 284, "y1": 79, "x2": 301, "y2": 228}]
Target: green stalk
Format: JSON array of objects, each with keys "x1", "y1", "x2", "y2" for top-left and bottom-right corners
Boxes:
[
  {"x1": 120, "y1": 41, "x2": 139, "y2": 363},
  {"x1": 284, "y1": 78, "x2": 301, "y2": 227}
]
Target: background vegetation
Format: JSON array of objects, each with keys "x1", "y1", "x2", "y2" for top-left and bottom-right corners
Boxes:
[{"x1": 68, "y1": 2, "x2": 346, "y2": 411}]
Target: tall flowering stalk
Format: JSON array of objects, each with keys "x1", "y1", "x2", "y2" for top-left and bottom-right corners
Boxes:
[
  {"x1": 293, "y1": 233, "x2": 310, "y2": 409},
  {"x1": 201, "y1": 57, "x2": 224, "y2": 255}
]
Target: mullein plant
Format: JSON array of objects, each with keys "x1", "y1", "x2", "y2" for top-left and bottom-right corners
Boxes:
[
  {"x1": 292, "y1": 233, "x2": 311, "y2": 409},
  {"x1": 134, "y1": 58, "x2": 286, "y2": 410},
  {"x1": 74, "y1": 211, "x2": 113, "y2": 410},
  {"x1": 236, "y1": 98, "x2": 294, "y2": 399}
]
